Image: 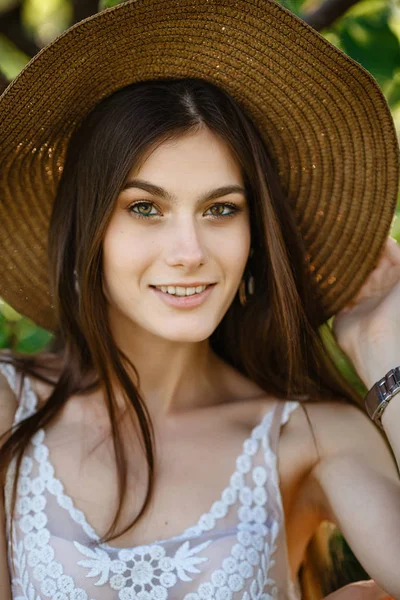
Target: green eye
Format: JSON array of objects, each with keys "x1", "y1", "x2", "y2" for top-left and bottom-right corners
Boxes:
[
  {"x1": 128, "y1": 201, "x2": 157, "y2": 217},
  {"x1": 127, "y1": 201, "x2": 241, "y2": 220}
]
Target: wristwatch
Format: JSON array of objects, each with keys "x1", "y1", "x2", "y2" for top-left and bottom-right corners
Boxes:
[{"x1": 365, "y1": 366, "x2": 400, "y2": 429}]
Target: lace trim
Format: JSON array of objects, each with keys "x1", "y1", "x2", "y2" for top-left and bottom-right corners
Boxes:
[
  {"x1": 11, "y1": 435, "x2": 93, "y2": 600},
  {"x1": 179, "y1": 413, "x2": 282, "y2": 600},
  {"x1": 10, "y1": 523, "x2": 43, "y2": 600},
  {"x1": 0, "y1": 362, "x2": 38, "y2": 425},
  {"x1": 7, "y1": 363, "x2": 300, "y2": 600},
  {"x1": 181, "y1": 408, "x2": 276, "y2": 540},
  {"x1": 11, "y1": 401, "x2": 280, "y2": 600},
  {"x1": 281, "y1": 402, "x2": 300, "y2": 428},
  {"x1": 34, "y1": 404, "x2": 277, "y2": 545},
  {"x1": 21, "y1": 374, "x2": 281, "y2": 549},
  {"x1": 71, "y1": 409, "x2": 280, "y2": 600}
]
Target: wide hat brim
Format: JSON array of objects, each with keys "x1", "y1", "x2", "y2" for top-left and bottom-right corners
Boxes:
[{"x1": 0, "y1": 0, "x2": 398, "y2": 332}]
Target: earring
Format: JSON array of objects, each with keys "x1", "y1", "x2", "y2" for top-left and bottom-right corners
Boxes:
[
  {"x1": 239, "y1": 273, "x2": 255, "y2": 307},
  {"x1": 73, "y1": 268, "x2": 80, "y2": 295},
  {"x1": 239, "y1": 247, "x2": 255, "y2": 307}
]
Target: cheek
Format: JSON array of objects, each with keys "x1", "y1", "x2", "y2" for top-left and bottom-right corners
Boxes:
[
  {"x1": 103, "y1": 208, "x2": 158, "y2": 265},
  {"x1": 219, "y1": 228, "x2": 251, "y2": 273},
  {"x1": 102, "y1": 223, "x2": 138, "y2": 297},
  {"x1": 103, "y1": 228, "x2": 130, "y2": 276}
]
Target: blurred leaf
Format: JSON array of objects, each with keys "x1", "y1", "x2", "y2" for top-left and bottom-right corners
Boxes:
[
  {"x1": 320, "y1": 321, "x2": 367, "y2": 397},
  {"x1": 98, "y1": 0, "x2": 125, "y2": 9},
  {"x1": 390, "y1": 101, "x2": 400, "y2": 139},
  {"x1": 389, "y1": 7, "x2": 400, "y2": 42},
  {"x1": 0, "y1": 300, "x2": 52, "y2": 352},
  {"x1": 14, "y1": 317, "x2": 53, "y2": 353},
  {"x1": 322, "y1": 30, "x2": 343, "y2": 50},
  {"x1": 391, "y1": 210, "x2": 400, "y2": 243},
  {"x1": 382, "y1": 68, "x2": 400, "y2": 108},
  {"x1": 279, "y1": 0, "x2": 311, "y2": 16},
  {"x1": 0, "y1": 34, "x2": 29, "y2": 79},
  {"x1": 336, "y1": 11, "x2": 400, "y2": 87},
  {"x1": 0, "y1": 312, "x2": 12, "y2": 348},
  {"x1": 23, "y1": 0, "x2": 72, "y2": 47},
  {"x1": 328, "y1": 530, "x2": 369, "y2": 588},
  {"x1": 0, "y1": 299, "x2": 23, "y2": 322},
  {"x1": 345, "y1": 0, "x2": 388, "y2": 18}
]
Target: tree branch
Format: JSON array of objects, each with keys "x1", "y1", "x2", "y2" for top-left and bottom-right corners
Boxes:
[
  {"x1": 0, "y1": 0, "x2": 364, "y2": 69},
  {"x1": 0, "y1": 2, "x2": 40, "y2": 57},
  {"x1": 302, "y1": 0, "x2": 362, "y2": 31},
  {"x1": 71, "y1": 0, "x2": 100, "y2": 25}
]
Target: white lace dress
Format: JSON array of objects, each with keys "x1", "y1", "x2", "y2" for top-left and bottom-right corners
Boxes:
[{"x1": 1, "y1": 363, "x2": 302, "y2": 600}]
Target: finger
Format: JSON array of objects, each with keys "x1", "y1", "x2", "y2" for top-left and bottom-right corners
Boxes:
[
  {"x1": 384, "y1": 236, "x2": 400, "y2": 266},
  {"x1": 370, "y1": 239, "x2": 398, "y2": 272}
]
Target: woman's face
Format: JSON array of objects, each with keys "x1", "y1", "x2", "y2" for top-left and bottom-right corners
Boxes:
[{"x1": 102, "y1": 126, "x2": 251, "y2": 343}]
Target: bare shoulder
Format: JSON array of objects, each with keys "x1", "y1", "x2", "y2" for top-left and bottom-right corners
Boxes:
[
  {"x1": 264, "y1": 393, "x2": 399, "y2": 488},
  {"x1": 0, "y1": 350, "x2": 61, "y2": 420},
  {"x1": 251, "y1": 396, "x2": 321, "y2": 490}
]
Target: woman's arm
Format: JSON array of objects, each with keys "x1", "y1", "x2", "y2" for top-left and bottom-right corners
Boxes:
[
  {"x1": 309, "y1": 237, "x2": 400, "y2": 597},
  {"x1": 332, "y1": 236, "x2": 400, "y2": 468},
  {"x1": 306, "y1": 399, "x2": 400, "y2": 598}
]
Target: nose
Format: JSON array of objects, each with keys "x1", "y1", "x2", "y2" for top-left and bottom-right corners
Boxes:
[{"x1": 164, "y1": 218, "x2": 207, "y2": 269}]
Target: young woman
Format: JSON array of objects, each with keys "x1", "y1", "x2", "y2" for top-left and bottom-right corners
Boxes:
[{"x1": 0, "y1": 2, "x2": 399, "y2": 599}]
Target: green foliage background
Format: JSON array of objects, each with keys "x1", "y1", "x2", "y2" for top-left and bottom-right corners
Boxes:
[{"x1": 0, "y1": 0, "x2": 399, "y2": 591}]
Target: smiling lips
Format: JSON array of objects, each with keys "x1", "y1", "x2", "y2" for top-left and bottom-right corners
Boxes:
[
  {"x1": 153, "y1": 284, "x2": 210, "y2": 296},
  {"x1": 151, "y1": 284, "x2": 215, "y2": 307}
]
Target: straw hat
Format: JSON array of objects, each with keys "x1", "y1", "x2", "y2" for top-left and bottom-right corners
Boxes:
[{"x1": 0, "y1": 0, "x2": 398, "y2": 332}]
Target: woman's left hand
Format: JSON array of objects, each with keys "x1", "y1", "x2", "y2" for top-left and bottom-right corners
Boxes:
[{"x1": 331, "y1": 236, "x2": 400, "y2": 389}]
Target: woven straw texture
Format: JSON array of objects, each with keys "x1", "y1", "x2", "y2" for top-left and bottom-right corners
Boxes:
[{"x1": 0, "y1": 0, "x2": 399, "y2": 332}]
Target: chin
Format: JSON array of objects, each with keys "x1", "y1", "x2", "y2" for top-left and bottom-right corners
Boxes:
[
  {"x1": 159, "y1": 329, "x2": 215, "y2": 343},
  {"x1": 144, "y1": 319, "x2": 215, "y2": 341}
]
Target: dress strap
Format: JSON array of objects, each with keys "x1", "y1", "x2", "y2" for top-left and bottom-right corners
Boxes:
[
  {"x1": 267, "y1": 400, "x2": 300, "y2": 455},
  {"x1": 0, "y1": 362, "x2": 19, "y2": 395},
  {"x1": 281, "y1": 400, "x2": 301, "y2": 426},
  {"x1": 0, "y1": 362, "x2": 38, "y2": 425}
]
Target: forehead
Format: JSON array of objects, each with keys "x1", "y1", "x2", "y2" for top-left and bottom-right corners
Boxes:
[{"x1": 130, "y1": 128, "x2": 243, "y2": 187}]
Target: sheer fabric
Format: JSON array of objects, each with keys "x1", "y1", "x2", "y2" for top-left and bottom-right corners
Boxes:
[{"x1": 1, "y1": 363, "x2": 302, "y2": 600}]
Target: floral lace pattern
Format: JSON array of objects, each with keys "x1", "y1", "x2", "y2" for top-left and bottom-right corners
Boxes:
[
  {"x1": 1, "y1": 363, "x2": 301, "y2": 600},
  {"x1": 75, "y1": 540, "x2": 212, "y2": 599},
  {"x1": 10, "y1": 433, "x2": 92, "y2": 600}
]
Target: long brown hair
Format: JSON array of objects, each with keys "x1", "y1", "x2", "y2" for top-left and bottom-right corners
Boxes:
[{"x1": 0, "y1": 77, "x2": 361, "y2": 545}]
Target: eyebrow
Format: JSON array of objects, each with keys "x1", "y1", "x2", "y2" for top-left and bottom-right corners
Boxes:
[{"x1": 121, "y1": 178, "x2": 246, "y2": 205}]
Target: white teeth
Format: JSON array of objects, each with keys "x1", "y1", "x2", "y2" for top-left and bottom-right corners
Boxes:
[{"x1": 156, "y1": 285, "x2": 208, "y2": 296}]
